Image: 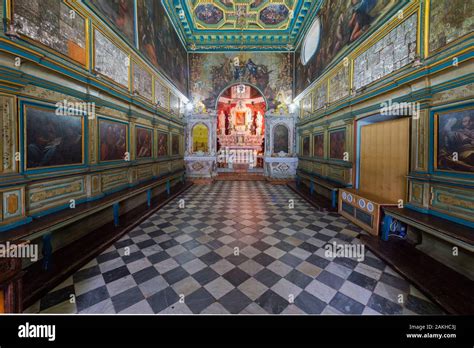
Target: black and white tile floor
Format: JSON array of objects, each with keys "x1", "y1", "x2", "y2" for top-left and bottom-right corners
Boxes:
[{"x1": 26, "y1": 181, "x2": 444, "y2": 315}]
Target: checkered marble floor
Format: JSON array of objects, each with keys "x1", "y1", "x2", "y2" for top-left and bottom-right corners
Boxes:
[{"x1": 26, "y1": 181, "x2": 444, "y2": 315}]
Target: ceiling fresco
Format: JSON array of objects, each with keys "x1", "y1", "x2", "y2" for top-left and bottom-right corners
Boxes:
[{"x1": 163, "y1": 0, "x2": 321, "y2": 51}]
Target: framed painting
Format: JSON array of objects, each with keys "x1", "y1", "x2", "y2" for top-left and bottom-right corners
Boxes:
[
  {"x1": 24, "y1": 105, "x2": 84, "y2": 170},
  {"x1": 98, "y1": 118, "x2": 128, "y2": 162},
  {"x1": 435, "y1": 108, "x2": 474, "y2": 173},
  {"x1": 313, "y1": 133, "x2": 324, "y2": 158},
  {"x1": 157, "y1": 132, "x2": 169, "y2": 157},
  {"x1": 329, "y1": 129, "x2": 346, "y2": 160},
  {"x1": 171, "y1": 134, "x2": 180, "y2": 156},
  {"x1": 12, "y1": 0, "x2": 87, "y2": 66},
  {"x1": 273, "y1": 125, "x2": 289, "y2": 154},
  {"x1": 88, "y1": 0, "x2": 135, "y2": 44},
  {"x1": 132, "y1": 62, "x2": 153, "y2": 101},
  {"x1": 155, "y1": 81, "x2": 170, "y2": 110},
  {"x1": 302, "y1": 136, "x2": 310, "y2": 157},
  {"x1": 94, "y1": 28, "x2": 130, "y2": 87},
  {"x1": 136, "y1": 127, "x2": 153, "y2": 159}
]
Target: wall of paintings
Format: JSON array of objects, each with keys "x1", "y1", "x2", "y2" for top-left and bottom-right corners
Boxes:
[
  {"x1": 87, "y1": 0, "x2": 188, "y2": 96},
  {"x1": 0, "y1": 0, "x2": 186, "y2": 233},
  {"x1": 296, "y1": 0, "x2": 474, "y2": 230},
  {"x1": 295, "y1": 0, "x2": 400, "y2": 95},
  {"x1": 136, "y1": 0, "x2": 188, "y2": 94}
]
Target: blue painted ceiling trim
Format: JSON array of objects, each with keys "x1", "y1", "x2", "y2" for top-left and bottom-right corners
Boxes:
[{"x1": 163, "y1": 0, "x2": 321, "y2": 51}]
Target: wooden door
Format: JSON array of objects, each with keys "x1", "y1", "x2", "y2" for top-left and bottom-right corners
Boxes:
[{"x1": 360, "y1": 118, "x2": 410, "y2": 203}]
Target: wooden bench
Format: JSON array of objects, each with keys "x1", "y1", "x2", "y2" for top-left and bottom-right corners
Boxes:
[
  {"x1": 383, "y1": 207, "x2": 474, "y2": 252},
  {"x1": 296, "y1": 170, "x2": 345, "y2": 210},
  {"x1": 0, "y1": 171, "x2": 191, "y2": 311}
]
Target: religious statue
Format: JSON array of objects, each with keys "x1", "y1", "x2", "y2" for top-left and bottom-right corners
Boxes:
[
  {"x1": 256, "y1": 111, "x2": 263, "y2": 135},
  {"x1": 218, "y1": 111, "x2": 226, "y2": 135}
]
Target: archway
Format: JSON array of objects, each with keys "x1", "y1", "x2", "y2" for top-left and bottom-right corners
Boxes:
[{"x1": 216, "y1": 84, "x2": 266, "y2": 173}]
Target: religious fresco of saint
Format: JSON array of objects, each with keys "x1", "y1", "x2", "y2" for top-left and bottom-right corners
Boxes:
[
  {"x1": 192, "y1": 124, "x2": 209, "y2": 153},
  {"x1": 190, "y1": 53, "x2": 293, "y2": 110},
  {"x1": 89, "y1": 0, "x2": 135, "y2": 44},
  {"x1": 157, "y1": 132, "x2": 169, "y2": 157},
  {"x1": 259, "y1": 4, "x2": 289, "y2": 25},
  {"x1": 195, "y1": 4, "x2": 224, "y2": 25},
  {"x1": 302, "y1": 136, "x2": 310, "y2": 157},
  {"x1": 171, "y1": 134, "x2": 181, "y2": 156},
  {"x1": 25, "y1": 106, "x2": 84, "y2": 170},
  {"x1": 137, "y1": 0, "x2": 188, "y2": 94},
  {"x1": 295, "y1": 0, "x2": 398, "y2": 94},
  {"x1": 313, "y1": 133, "x2": 325, "y2": 158},
  {"x1": 99, "y1": 119, "x2": 128, "y2": 162},
  {"x1": 428, "y1": 0, "x2": 474, "y2": 54},
  {"x1": 136, "y1": 127, "x2": 153, "y2": 159},
  {"x1": 13, "y1": 0, "x2": 86, "y2": 65},
  {"x1": 273, "y1": 125, "x2": 289, "y2": 154},
  {"x1": 436, "y1": 109, "x2": 474, "y2": 173},
  {"x1": 329, "y1": 130, "x2": 346, "y2": 160}
]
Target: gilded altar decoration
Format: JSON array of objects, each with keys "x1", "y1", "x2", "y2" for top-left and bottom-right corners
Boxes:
[{"x1": 192, "y1": 124, "x2": 209, "y2": 153}]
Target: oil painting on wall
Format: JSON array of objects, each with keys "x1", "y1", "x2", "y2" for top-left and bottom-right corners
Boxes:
[
  {"x1": 99, "y1": 119, "x2": 128, "y2": 162},
  {"x1": 295, "y1": 0, "x2": 398, "y2": 94},
  {"x1": 313, "y1": 133, "x2": 324, "y2": 158},
  {"x1": 273, "y1": 125, "x2": 289, "y2": 154},
  {"x1": 89, "y1": 0, "x2": 135, "y2": 44},
  {"x1": 25, "y1": 106, "x2": 83, "y2": 169},
  {"x1": 259, "y1": 4, "x2": 289, "y2": 25},
  {"x1": 155, "y1": 81, "x2": 170, "y2": 109},
  {"x1": 171, "y1": 134, "x2": 180, "y2": 156},
  {"x1": 302, "y1": 136, "x2": 310, "y2": 157},
  {"x1": 170, "y1": 94, "x2": 180, "y2": 116},
  {"x1": 157, "y1": 132, "x2": 169, "y2": 157},
  {"x1": 133, "y1": 63, "x2": 153, "y2": 101},
  {"x1": 428, "y1": 0, "x2": 474, "y2": 54},
  {"x1": 190, "y1": 52, "x2": 293, "y2": 110},
  {"x1": 136, "y1": 127, "x2": 153, "y2": 159},
  {"x1": 13, "y1": 0, "x2": 86, "y2": 65},
  {"x1": 194, "y1": 4, "x2": 224, "y2": 25},
  {"x1": 329, "y1": 130, "x2": 346, "y2": 160},
  {"x1": 137, "y1": 0, "x2": 188, "y2": 94},
  {"x1": 436, "y1": 109, "x2": 474, "y2": 173},
  {"x1": 94, "y1": 30, "x2": 129, "y2": 87}
]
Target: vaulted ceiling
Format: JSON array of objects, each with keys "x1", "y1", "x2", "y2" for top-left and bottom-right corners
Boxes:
[{"x1": 163, "y1": 0, "x2": 322, "y2": 52}]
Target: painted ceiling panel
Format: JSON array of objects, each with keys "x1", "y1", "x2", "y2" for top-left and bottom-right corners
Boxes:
[{"x1": 163, "y1": 0, "x2": 322, "y2": 51}]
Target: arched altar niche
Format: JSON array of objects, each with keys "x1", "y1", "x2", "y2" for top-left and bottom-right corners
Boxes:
[
  {"x1": 216, "y1": 84, "x2": 267, "y2": 169},
  {"x1": 273, "y1": 124, "x2": 289, "y2": 154},
  {"x1": 192, "y1": 123, "x2": 209, "y2": 153}
]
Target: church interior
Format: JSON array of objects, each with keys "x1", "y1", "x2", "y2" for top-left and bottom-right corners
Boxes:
[{"x1": 0, "y1": 0, "x2": 473, "y2": 316}]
